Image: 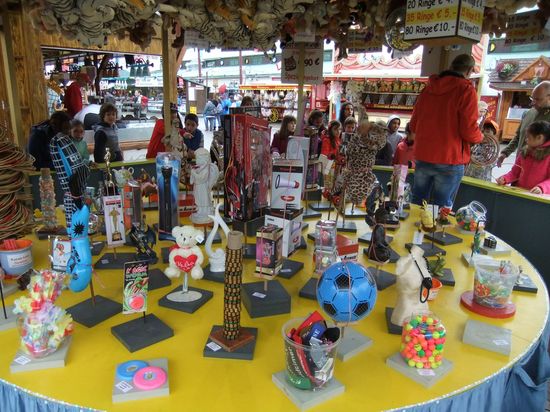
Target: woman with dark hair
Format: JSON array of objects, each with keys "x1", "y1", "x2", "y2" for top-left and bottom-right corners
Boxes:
[
  {"x1": 321, "y1": 120, "x2": 342, "y2": 159},
  {"x1": 339, "y1": 102, "x2": 354, "y2": 125},
  {"x1": 271, "y1": 115, "x2": 297, "y2": 156},
  {"x1": 307, "y1": 109, "x2": 326, "y2": 133},
  {"x1": 241, "y1": 95, "x2": 255, "y2": 107}
]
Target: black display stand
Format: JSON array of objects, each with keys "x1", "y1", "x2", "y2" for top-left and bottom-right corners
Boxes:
[
  {"x1": 111, "y1": 314, "x2": 174, "y2": 352},
  {"x1": 303, "y1": 208, "x2": 322, "y2": 220},
  {"x1": 66, "y1": 295, "x2": 121, "y2": 328},
  {"x1": 435, "y1": 269, "x2": 455, "y2": 287},
  {"x1": 203, "y1": 265, "x2": 225, "y2": 283},
  {"x1": 369, "y1": 267, "x2": 396, "y2": 291},
  {"x1": 298, "y1": 278, "x2": 318, "y2": 300},
  {"x1": 425, "y1": 231, "x2": 463, "y2": 246},
  {"x1": 358, "y1": 232, "x2": 393, "y2": 244},
  {"x1": 148, "y1": 269, "x2": 172, "y2": 291},
  {"x1": 158, "y1": 287, "x2": 213, "y2": 314},
  {"x1": 242, "y1": 243, "x2": 256, "y2": 259},
  {"x1": 398, "y1": 211, "x2": 410, "y2": 220},
  {"x1": 514, "y1": 274, "x2": 538, "y2": 293},
  {"x1": 405, "y1": 242, "x2": 447, "y2": 258},
  {"x1": 95, "y1": 252, "x2": 136, "y2": 269},
  {"x1": 363, "y1": 247, "x2": 400, "y2": 263},
  {"x1": 385, "y1": 307, "x2": 403, "y2": 335},
  {"x1": 310, "y1": 201, "x2": 333, "y2": 212},
  {"x1": 344, "y1": 208, "x2": 367, "y2": 219},
  {"x1": 91, "y1": 241, "x2": 105, "y2": 256},
  {"x1": 241, "y1": 280, "x2": 291, "y2": 318},
  {"x1": 36, "y1": 226, "x2": 67, "y2": 240},
  {"x1": 336, "y1": 220, "x2": 357, "y2": 233},
  {"x1": 278, "y1": 259, "x2": 304, "y2": 279},
  {"x1": 232, "y1": 216, "x2": 265, "y2": 237},
  {"x1": 203, "y1": 326, "x2": 258, "y2": 360},
  {"x1": 298, "y1": 236, "x2": 307, "y2": 250}
]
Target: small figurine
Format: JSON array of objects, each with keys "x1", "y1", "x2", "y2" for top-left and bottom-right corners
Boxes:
[
  {"x1": 129, "y1": 218, "x2": 157, "y2": 264},
  {"x1": 427, "y1": 253, "x2": 446, "y2": 277},
  {"x1": 190, "y1": 148, "x2": 219, "y2": 224},
  {"x1": 164, "y1": 225, "x2": 204, "y2": 303},
  {"x1": 391, "y1": 245, "x2": 431, "y2": 327},
  {"x1": 367, "y1": 224, "x2": 391, "y2": 263},
  {"x1": 420, "y1": 200, "x2": 435, "y2": 232},
  {"x1": 205, "y1": 204, "x2": 231, "y2": 273}
]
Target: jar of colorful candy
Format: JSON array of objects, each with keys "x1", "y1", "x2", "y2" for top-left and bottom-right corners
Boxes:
[
  {"x1": 473, "y1": 262, "x2": 519, "y2": 308},
  {"x1": 400, "y1": 312, "x2": 446, "y2": 369},
  {"x1": 455, "y1": 201, "x2": 487, "y2": 232}
]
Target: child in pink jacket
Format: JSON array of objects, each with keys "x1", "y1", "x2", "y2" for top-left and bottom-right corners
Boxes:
[{"x1": 497, "y1": 121, "x2": 550, "y2": 194}]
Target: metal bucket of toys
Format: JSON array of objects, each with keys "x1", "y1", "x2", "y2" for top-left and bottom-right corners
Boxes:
[
  {"x1": 282, "y1": 315, "x2": 340, "y2": 391},
  {"x1": 0, "y1": 239, "x2": 33, "y2": 278},
  {"x1": 473, "y1": 262, "x2": 519, "y2": 308}
]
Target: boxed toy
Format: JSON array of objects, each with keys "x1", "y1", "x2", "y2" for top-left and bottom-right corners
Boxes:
[
  {"x1": 271, "y1": 159, "x2": 304, "y2": 211},
  {"x1": 255, "y1": 225, "x2": 283, "y2": 277},
  {"x1": 224, "y1": 114, "x2": 271, "y2": 221},
  {"x1": 264, "y1": 208, "x2": 303, "y2": 258},
  {"x1": 287, "y1": 136, "x2": 310, "y2": 191},
  {"x1": 156, "y1": 153, "x2": 180, "y2": 240},
  {"x1": 336, "y1": 234, "x2": 358, "y2": 261}
]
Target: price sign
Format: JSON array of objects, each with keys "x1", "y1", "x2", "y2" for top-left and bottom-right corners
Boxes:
[
  {"x1": 505, "y1": 11, "x2": 548, "y2": 46},
  {"x1": 404, "y1": 0, "x2": 484, "y2": 43},
  {"x1": 282, "y1": 42, "x2": 324, "y2": 85}
]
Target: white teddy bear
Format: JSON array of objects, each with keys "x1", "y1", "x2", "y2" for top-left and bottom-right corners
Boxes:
[{"x1": 165, "y1": 225, "x2": 204, "y2": 280}]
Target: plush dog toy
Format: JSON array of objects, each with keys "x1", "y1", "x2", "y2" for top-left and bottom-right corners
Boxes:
[{"x1": 165, "y1": 225, "x2": 204, "y2": 280}]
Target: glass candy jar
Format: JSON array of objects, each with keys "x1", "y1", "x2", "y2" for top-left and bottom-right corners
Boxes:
[
  {"x1": 455, "y1": 201, "x2": 487, "y2": 232},
  {"x1": 400, "y1": 312, "x2": 446, "y2": 369}
]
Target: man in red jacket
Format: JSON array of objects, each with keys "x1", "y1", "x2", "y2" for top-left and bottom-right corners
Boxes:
[
  {"x1": 410, "y1": 54, "x2": 483, "y2": 214},
  {"x1": 64, "y1": 73, "x2": 90, "y2": 118}
]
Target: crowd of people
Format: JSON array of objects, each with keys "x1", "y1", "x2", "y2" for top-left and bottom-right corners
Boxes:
[{"x1": 29, "y1": 54, "x2": 550, "y2": 205}]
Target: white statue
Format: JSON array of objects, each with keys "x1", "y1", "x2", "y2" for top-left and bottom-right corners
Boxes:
[
  {"x1": 190, "y1": 148, "x2": 219, "y2": 224},
  {"x1": 391, "y1": 245, "x2": 431, "y2": 327},
  {"x1": 205, "y1": 204, "x2": 231, "y2": 273}
]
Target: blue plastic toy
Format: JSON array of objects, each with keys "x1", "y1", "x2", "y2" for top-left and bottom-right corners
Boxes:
[
  {"x1": 66, "y1": 176, "x2": 92, "y2": 292},
  {"x1": 316, "y1": 261, "x2": 378, "y2": 323}
]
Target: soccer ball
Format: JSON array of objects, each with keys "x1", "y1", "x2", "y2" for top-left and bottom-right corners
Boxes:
[{"x1": 316, "y1": 261, "x2": 377, "y2": 323}]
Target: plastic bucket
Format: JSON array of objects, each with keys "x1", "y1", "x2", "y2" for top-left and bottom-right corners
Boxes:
[
  {"x1": 0, "y1": 239, "x2": 33, "y2": 277},
  {"x1": 282, "y1": 317, "x2": 340, "y2": 391},
  {"x1": 474, "y1": 262, "x2": 519, "y2": 308},
  {"x1": 427, "y1": 278, "x2": 442, "y2": 301}
]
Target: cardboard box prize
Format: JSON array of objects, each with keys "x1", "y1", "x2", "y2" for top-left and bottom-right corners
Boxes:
[
  {"x1": 265, "y1": 208, "x2": 303, "y2": 258},
  {"x1": 271, "y1": 159, "x2": 304, "y2": 211}
]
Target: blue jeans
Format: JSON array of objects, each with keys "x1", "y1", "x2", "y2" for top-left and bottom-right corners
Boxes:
[{"x1": 412, "y1": 161, "x2": 464, "y2": 207}]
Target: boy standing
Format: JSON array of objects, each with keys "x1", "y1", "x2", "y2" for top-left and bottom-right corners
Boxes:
[{"x1": 183, "y1": 113, "x2": 204, "y2": 158}]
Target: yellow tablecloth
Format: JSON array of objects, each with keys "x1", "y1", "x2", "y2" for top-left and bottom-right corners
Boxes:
[{"x1": 0, "y1": 206, "x2": 547, "y2": 411}]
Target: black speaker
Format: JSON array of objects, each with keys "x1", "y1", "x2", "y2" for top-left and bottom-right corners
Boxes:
[{"x1": 124, "y1": 54, "x2": 135, "y2": 66}]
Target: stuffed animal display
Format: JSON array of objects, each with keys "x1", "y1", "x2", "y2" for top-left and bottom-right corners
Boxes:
[{"x1": 165, "y1": 225, "x2": 205, "y2": 281}]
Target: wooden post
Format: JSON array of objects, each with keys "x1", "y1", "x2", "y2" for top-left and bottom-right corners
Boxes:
[
  {"x1": 296, "y1": 43, "x2": 306, "y2": 133},
  {"x1": 0, "y1": 14, "x2": 24, "y2": 144},
  {"x1": 162, "y1": 14, "x2": 176, "y2": 122}
]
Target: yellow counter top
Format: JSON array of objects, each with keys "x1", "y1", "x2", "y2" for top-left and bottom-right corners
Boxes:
[{"x1": 0, "y1": 206, "x2": 547, "y2": 411}]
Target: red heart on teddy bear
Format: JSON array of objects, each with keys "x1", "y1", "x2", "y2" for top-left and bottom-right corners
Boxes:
[{"x1": 174, "y1": 254, "x2": 198, "y2": 272}]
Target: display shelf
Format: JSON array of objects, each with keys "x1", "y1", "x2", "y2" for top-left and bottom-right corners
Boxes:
[{"x1": 0, "y1": 206, "x2": 546, "y2": 412}]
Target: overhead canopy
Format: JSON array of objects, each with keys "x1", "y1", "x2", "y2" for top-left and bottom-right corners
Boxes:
[{"x1": 29, "y1": 0, "x2": 546, "y2": 54}]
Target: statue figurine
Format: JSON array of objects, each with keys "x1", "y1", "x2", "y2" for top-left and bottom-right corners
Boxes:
[
  {"x1": 391, "y1": 245, "x2": 431, "y2": 327},
  {"x1": 367, "y1": 223, "x2": 391, "y2": 263},
  {"x1": 190, "y1": 148, "x2": 219, "y2": 224},
  {"x1": 205, "y1": 204, "x2": 231, "y2": 273},
  {"x1": 129, "y1": 216, "x2": 157, "y2": 264}
]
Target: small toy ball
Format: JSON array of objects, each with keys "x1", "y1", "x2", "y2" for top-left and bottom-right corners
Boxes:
[
  {"x1": 133, "y1": 366, "x2": 167, "y2": 390},
  {"x1": 129, "y1": 295, "x2": 145, "y2": 310},
  {"x1": 316, "y1": 261, "x2": 377, "y2": 323},
  {"x1": 116, "y1": 360, "x2": 149, "y2": 381}
]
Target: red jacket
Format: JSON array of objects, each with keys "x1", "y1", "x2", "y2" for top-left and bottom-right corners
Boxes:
[
  {"x1": 320, "y1": 130, "x2": 341, "y2": 159},
  {"x1": 410, "y1": 72, "x2": 482, "y2": 165},
  {"x1": 393, "y1": 139, "x2": 415, "y2": 168},
  {"x1": 500, "y1": 140, "x2": 550, "y2": 194},
  {"x1": 64, "y1": 82, "x2": 82, "y2": 118},
  {"x1": 146, "y1": 119, "x2": 184, "y2": 159}
]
